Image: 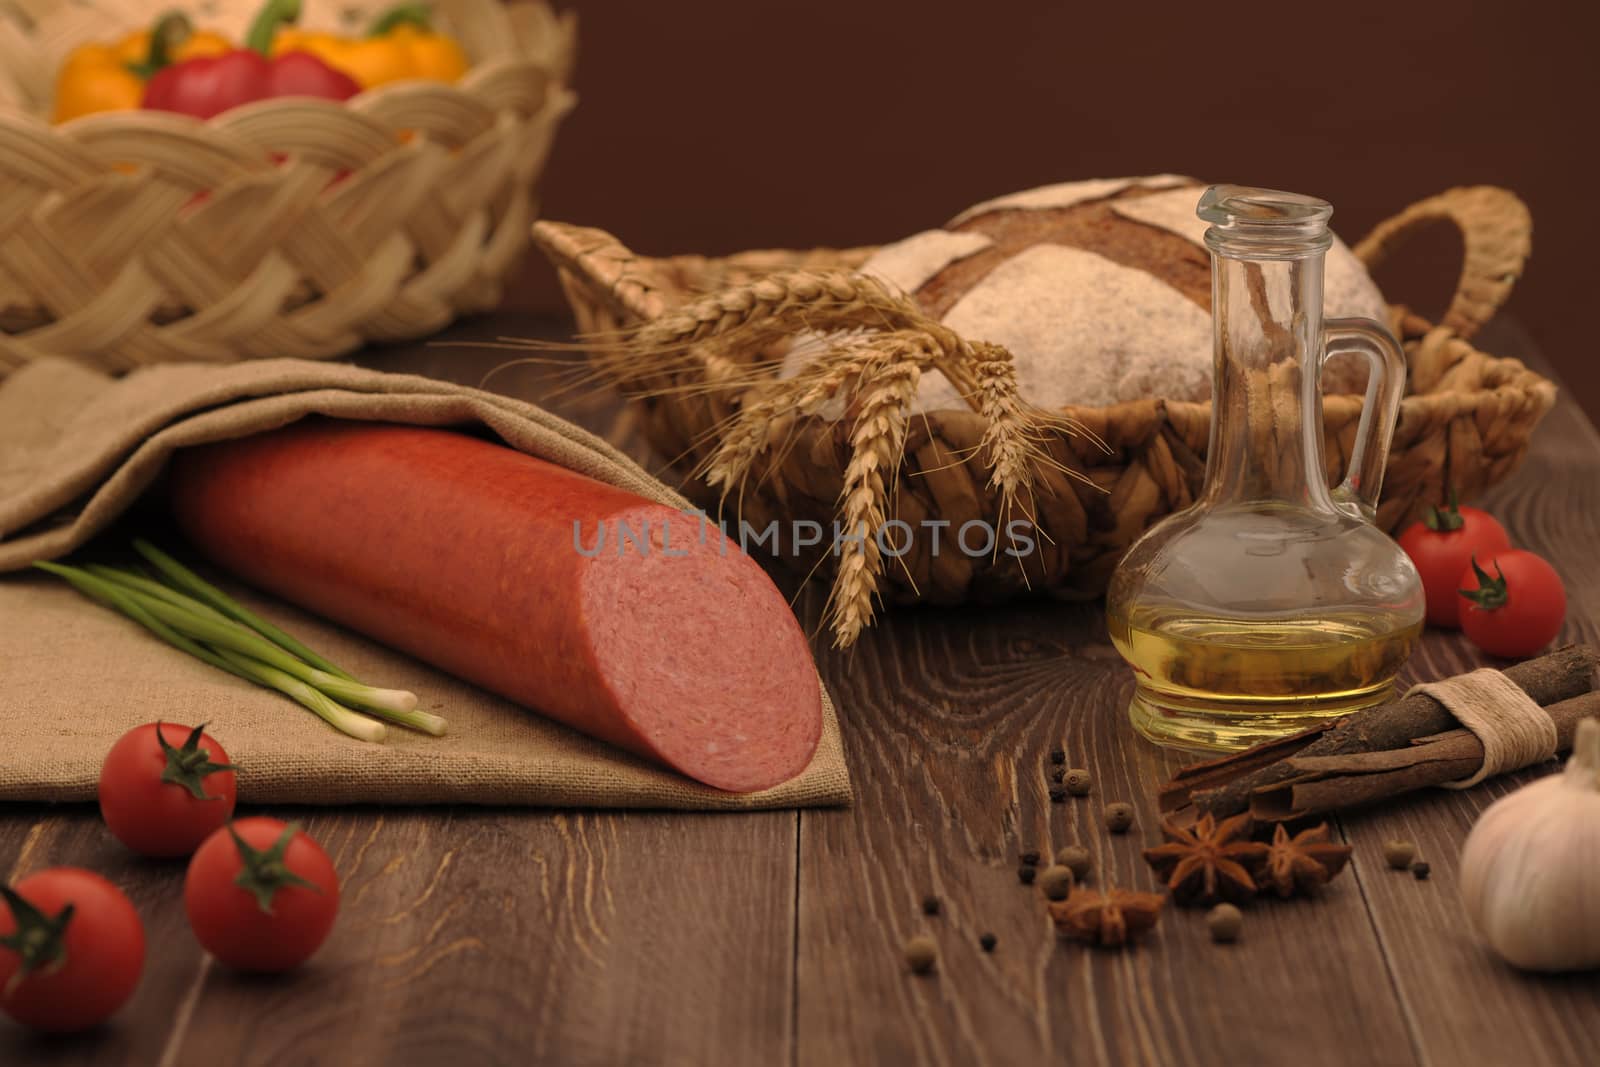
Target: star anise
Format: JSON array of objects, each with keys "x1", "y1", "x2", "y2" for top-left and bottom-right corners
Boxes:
[
  {"x1": 1259, "y1": 822, "x2": 1352, "y2": 898},
  {"x1": 1048, "y1": 885, "x2": 1164, "y2": 947},
  {"x1": 1142, "y1": 812, "x2": 1269, "y2": 905}
]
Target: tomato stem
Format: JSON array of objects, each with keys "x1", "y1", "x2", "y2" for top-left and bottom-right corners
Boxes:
[
  {"x1": 0, "y1": 887, "x2": 74, "y2": 993},
  {"x1": 228, "y1": 823, "x2": 321, "y2": 914},
  {"x1": 1459, "y1": 555, "x2": 1510, "y2": 611},
  {"x1": 1423, "y1": 488, "x2": 1465, "y2": 532},
  {"x1": 155, "y1": 722, "x2": 238, "y2": 801}
]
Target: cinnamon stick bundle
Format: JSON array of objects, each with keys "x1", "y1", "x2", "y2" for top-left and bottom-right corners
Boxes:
[
  {"x1": 1251, "y1": 691, "x2": 1600, "y2": 820},
  {"x1": 1158, "y1": 645, "x2": 1599, "y2": 823}
]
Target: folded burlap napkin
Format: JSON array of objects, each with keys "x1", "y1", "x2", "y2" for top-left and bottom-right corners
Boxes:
[{"x1": 0, "y1": 358, "x2": 851, "y2": 809}]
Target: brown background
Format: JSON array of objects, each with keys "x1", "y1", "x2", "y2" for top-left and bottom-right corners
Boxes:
[{"x1": 513, "y1": 0, "x2": 1600, "y2": 420}]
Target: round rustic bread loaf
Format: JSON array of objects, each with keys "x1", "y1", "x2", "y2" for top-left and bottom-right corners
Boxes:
[{"x1": 845, "y1": 175, "x2": 1389, "y2": 410}]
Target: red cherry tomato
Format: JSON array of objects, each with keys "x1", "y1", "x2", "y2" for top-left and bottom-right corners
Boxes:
[
  {"x1": 184, "y1": 817, "x2": 339, "y2": 973},
  {"x1": 1397, "y1": 496, "x2": 1511, "y2": 628},
  {"x1": 99, "y1": 722, "x2": 237, "y2": 858},
  {"x1": 1457, "y1": 549, "x2": 1567, "y2": 659},
  {"x1": 0, "y1": 868, "x2": 145, "y2": 1032}
]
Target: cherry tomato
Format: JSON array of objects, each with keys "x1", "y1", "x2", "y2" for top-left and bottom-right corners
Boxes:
[
  {"x1": 1397, "y1": 495, "x2": 1511, "y2": 628},
  {"x1": 99, "y1": 722, "x2": 237, "y2": 858},
  {"x1": 184, "y1": 818, "x2": 339, "y2": 973},
  {"x1": 0, "y1": 868, "x2": 144, "y2": 1032},
  {"x1": 1457, "y1": 549, "x2": 1567, "y2": 659}
]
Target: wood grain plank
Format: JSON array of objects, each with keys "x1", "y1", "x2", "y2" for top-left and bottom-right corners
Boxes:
[
  {"x1": 797, "y1": 600, "x2": 1418, "y2": 1067},
  {"x1": 159, "y1": 807, "x2": 798, "y2": 1067},
  {"x1": 1336, "y1": 319, "x2": 1600, "y2": 1067},
  {"x1": 0, "y1": 809, "x2": 206, "y2": 1066}
]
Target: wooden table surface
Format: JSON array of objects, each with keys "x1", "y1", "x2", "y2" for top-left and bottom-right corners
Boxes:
[{"x1": 3, "y1": 314, "x2": 1597, "y2": 1067}]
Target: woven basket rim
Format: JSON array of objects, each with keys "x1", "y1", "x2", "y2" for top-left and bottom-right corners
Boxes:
[
  {"x1": 596, "y1": 246, "x2": 1547, "y2": 412},
  {"x1": 0, "y1": 0, "x2": 576, "y2": 377},
  {"x1": 0, "y1": 0, "x2": 577, "y2": 115},
  {"x1": 531, "y1": 191, "x2": 1550, "y2": 418}
]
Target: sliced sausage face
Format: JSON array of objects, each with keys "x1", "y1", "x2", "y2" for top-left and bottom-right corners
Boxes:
[{"x1": 579, "y1": 506, "x2": 822, "y2": 792}]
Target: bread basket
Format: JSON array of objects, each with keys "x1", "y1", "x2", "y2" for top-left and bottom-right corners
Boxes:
[
  {"x1": 0, "y1": 0, "x2": 574, "y2": 375},
  {"x1": 533, "y1": 186, "x2": 1556, "y2": 646}
]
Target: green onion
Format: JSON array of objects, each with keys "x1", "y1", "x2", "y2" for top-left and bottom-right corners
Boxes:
[
  {"x1": 88, "y1": 562, "x2": 432, "y2": 726},
  {"x1": 34, "y1": 562, "x2": 386, "y2": 743},
  {"x1": 37, "y1": 562, "x2": 248, "y2": 681},
  {"x1": 84, "y1": 564, "x2": 234, "y2": 624},
  {"x1": 210, "y1": 648, "x2": 387, "y2": 744},
  {"x1": 35, "y1": 552, "x2": 444, "y2": 740},
  {"x1": 96, "y1": 565, "x2": 425, "y2": 725},
  {"x1": 133, "y1": 539, "x2": 356, "y2": 681}
]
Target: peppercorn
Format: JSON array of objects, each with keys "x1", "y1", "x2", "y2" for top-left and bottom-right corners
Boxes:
[
  {"x1": 1049, "y1": 768, "x2": 1065, "y2": 784},
  {"x1": 1039, "y1": 864, "x2": 1075, "y2": 901},
  {"x1": 1048, "y1": 786, "x2": 1067, "y2": 803},
  {"x1": 1383, "y1": 840, "x2": 1417, "y2": 870},
  {"x1": 979, "y1": 932, "x2": 997, "y2": 952},
  {"x1": 1207, "y1": 903, "x2": 1243, "y2": 943},
  {"x1": 1412, "y1": 861, "x2": 1431, "y2": 881},
  {"x1": 1018, "y1": 865, "x2": 1037, "y2": 885},
  {"x1": 1055, "y1": 845, "x2": 1092, "y2": 881},
  {"x1": 1020, "y1": 850, "x2": 1041, "y2": 866},
  {"x1": 904, "y1": 935, "x2": 937, "y2": 975},
  {"x1": 1104, "y1": 802, "x2": 1135, "y2": 833},
  {"x1": 922, "y1": 895, "x2": 941, "y2": 916},
  {"x1": 1063, "y1": 769, "x2": 1093, "y2": 796},
  {"x1": 1049, "y1": 746, "x2": 1066, "y2": 765}
]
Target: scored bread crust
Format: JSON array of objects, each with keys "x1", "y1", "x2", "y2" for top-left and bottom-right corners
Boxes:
[{"x1": 841, "y1": 177, "x2": 1388, "y2": 410}]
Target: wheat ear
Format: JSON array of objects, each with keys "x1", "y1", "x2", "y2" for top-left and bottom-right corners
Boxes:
[
  {"x1": 701, "y1": 331, "x2": 910, "y2": 495},
  {"x1": 826, "y1": 340, "x2": 928, "y2": 648},
  {"x1": 633, "y1": 271, "x2": 936, "y2": 355}
]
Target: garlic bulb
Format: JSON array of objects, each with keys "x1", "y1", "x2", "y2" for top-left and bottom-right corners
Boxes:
[{"x1": 1459, "y1": 717, "x2": 1600, "y2": 972}]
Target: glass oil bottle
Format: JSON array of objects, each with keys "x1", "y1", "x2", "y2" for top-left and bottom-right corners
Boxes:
[{"x1": 1105, "y1": 186, "x2": 1425, "y2": 752}]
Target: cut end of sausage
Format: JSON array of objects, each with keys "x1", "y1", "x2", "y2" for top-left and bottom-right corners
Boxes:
[{"x1": 579, "y1": 508, "x2": 824, "y2": 793}]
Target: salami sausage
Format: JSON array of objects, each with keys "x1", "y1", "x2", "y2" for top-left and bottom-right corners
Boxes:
[{"x1": 167, "y1": 420, "x2": 822, "y2": 792}]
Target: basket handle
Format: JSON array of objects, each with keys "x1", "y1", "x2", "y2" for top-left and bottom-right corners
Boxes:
[
  {"x1": 530, "y1": 221, "x2": 669, "y2": 325},
  {"x1": 1352, "y1": 186, "x2": 1531, "y2": 342}
]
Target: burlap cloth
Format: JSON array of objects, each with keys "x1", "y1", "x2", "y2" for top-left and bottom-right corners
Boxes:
[{"x1": 0, "y1": 358, "x2": 852, "y2": 809}]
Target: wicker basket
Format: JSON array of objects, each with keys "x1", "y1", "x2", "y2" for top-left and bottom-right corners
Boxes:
[
  {"x1": 0, "y1": 0, "x2": 574, "y2": 376},
  {"x1": 533, "y1": 186, "x2": 1556, "y2": 644}
]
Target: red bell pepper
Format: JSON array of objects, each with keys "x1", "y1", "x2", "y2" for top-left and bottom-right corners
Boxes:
[{"x1": 142, "y1": 0, "x2": 360, "y2": 120}]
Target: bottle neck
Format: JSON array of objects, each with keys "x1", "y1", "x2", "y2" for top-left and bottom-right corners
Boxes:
[{"x1": 1200, "y1": 245, "x2": 1333, "y2": 510}]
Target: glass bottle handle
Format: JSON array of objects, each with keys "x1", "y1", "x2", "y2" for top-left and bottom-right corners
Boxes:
[{"x1": 1322, "y1": 318, "x2": 1406, "y2": 521}]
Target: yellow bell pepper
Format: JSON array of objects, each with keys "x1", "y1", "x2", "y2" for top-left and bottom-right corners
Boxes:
[
  {"x1": 53, "y1": 14, "x2": 232, "y2": 123},
  {"x1": 270, "y1": 4, "x2": 468, "y2": 89}
]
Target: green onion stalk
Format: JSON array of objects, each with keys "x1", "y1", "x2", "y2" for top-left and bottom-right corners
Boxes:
[
  {"x1": 133, "y1": 539, "x2": 355, "y2": 680},
  {"x1": 34, "y1": 554, "x2": 446, "y2": 741}
]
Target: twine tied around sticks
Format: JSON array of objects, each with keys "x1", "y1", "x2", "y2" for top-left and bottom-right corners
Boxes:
[{"x1": 1408, "y1": 668, "x2": 1559, "y2": 788}]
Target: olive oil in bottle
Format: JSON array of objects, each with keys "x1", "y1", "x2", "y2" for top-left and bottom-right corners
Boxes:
[
  {"x1": 1103, "y1": 185, "x2": 1426, "y2": 753},
  {"x1": 1106, "y1": 602, "x2": 1422, "y2": 751}
]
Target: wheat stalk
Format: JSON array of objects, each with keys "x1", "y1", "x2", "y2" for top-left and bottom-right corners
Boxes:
[
  {"x1": 702, "y1": 331, "x2": 908, "y2": 495},
  {"x1": 826, "y1": 344, "x2": 925, "y2": 648},
  {"x1": 532, "y1": 261, "x2": 1100, "y2": 646},
  {"x1": 633, "y1": 271, "x2": 937, "y2": 356},
  {"x1": 968, "y1": 342, "x2": 1043, "y2": 496}
]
